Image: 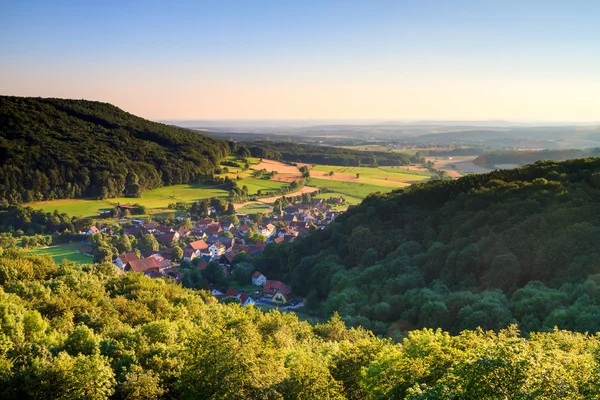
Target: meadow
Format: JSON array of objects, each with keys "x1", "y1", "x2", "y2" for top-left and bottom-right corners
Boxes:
[
  {"x1": 25, "y1": 242, "x2": 93, "y2": 265},
  {"x1": 26, "y1": 182, "x2": 231, "y2": 218},
  {"x1": 307, "y1": 178, "x2": 398, "y2": 200},
  {"x1": 310, "y1": 165, "x2": 431, "y2": 187}
]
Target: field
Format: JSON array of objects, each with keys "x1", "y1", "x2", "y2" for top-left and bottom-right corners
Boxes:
[
  {"x1": 220, "y1": 156, "x2": 261, "y2": 180},
  {"x1": 427, "y1": 156, "x2": 492, "y2": 177},
  {"x1": 240, "y1": 178, "x2": 291, "y2": 195},
  {"x1": 24, "y1": 159, "x2": 431, "y2": 218},
  {"x1": 235, "y1": 203, "x2": 272, "y2": 214},
  {"x1": 25, "y1": 242, "x2": 93, "y2": 265},
  {"x1": 310, "y1": 165, "x2": 431, "y2": 188},
  {"x1": 307, "y1": 178, "x2": 398, "y2": 199},
  {"x1": 251, "y1": 159, "x2": 307, "y2": 183},
  {"x1": 26, "y1": 183, "x2": 231, "y2": 218}
]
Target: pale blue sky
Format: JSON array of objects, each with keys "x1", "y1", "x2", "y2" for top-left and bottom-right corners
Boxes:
[{"x1": 1, "y1": 1, "x2": 599, "y2": 120}]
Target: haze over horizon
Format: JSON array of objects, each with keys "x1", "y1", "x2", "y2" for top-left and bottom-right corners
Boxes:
[{"x1": 1, "y1": 0, "x2": 599, "y2": 122}]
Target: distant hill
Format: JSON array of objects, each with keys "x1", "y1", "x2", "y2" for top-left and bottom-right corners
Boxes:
[
  {"x1": 0, "y1": 96, "x2": 230, "y2": 203},
  {"x1": 256, "y1": 156, "x2": 600, "y2": 335}
]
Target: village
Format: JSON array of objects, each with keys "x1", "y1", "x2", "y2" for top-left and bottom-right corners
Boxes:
[{"x1": 81, "y1": 196, "x2": 351, "y2": 309}]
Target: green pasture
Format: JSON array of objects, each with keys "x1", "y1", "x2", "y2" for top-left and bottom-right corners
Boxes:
[
  {"x1": 307, "y1": 178, "x2": 397, "y2": 199},
  {"x1": 25, "y1": 242, "x2": 94, "y2": 265}
]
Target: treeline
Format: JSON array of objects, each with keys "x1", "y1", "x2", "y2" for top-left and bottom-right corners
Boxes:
[
  {"x1": 0, "y1": 96, "x2": 230, "y2": 203},
  {"x1": 0, "y1": 251, "x2": 598, "y2": 399},
  {"x1": 245, "y1": 142, "x2": 424, "y2": 166},
  {"x1": 474, "y1": 148, "x2": 600, "y2": 168},
  {"x1": 0, "y1": 204, "x2": 90, "y2": 235},
  {"x1": 255, "y1": 157, "x2": 600, "y2": 335}
]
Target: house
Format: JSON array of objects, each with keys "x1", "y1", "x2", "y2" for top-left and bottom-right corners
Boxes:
[
  {"x1": 85, "y1": 226, "x2": 100, "y2": 235},
  {"x1": 114, "y1": 251, "x2": 139, "y2": 269},
  {"x1": 263, "y1": 280, "x2": 292, "y2": 304},
  {"x1": 205, "y1": 223, "x2": 223, "y2": 236},
  {"x1": 143, "y1": 223, "x2": 158, "y2": 234},
  {"x1": 147, "y1": 253, "x2": 171, "y2": 268},
  {"x1": 156, "y1": 232, "x2": 180, "y2": 245},
  {"x1": 283, "y1": 214, "x2": 297, "y2": 223},
  {"x1": 156, "y1": 226, "x2": 173, "y2": 235},
  {"x1": 196, "y1": 261, "x2": 208, "y2": 271},
  {"x1": 125, "y1": 258, "x2": 162, "y2": 275},
  {"x1": 209, "y1": 242, "x2": 226, "y2": 258},
  {"x1": 273, "y1": 237, "x2": 285, "y2": 244},
  {"x1": 220, "y1": 252, "x2": 237, "y2": 265},
  {"x1": 183, "y1": 248, "x2": 197, "y2": 261},
  {"x1": 189, "y1": 239, "x2": 209, "y2": 252},
  {"x1": 223, "y1": 288, "x2": 240, "y2": 299},
  {"x1": 177, "y1": 227, "x2": 192, "y2": 237},
  {"x1": 239, "y1": 293, "x2": 256, "y2": 306},
  {"x1": 220, "y1": 221, "x2": 234, "y2": 232},
  {"x1": 212, "y1": 289, "x2": 224, "y2": 297},
  {"x1": 252, "y1": 271, "x2": 267, "y2": 286},
  {"x1": 259, "y1": 224, "x2": 277, "y2": 239},
  {"x1": 238, "y1": 224, "x2": 251, "y2": 235}
]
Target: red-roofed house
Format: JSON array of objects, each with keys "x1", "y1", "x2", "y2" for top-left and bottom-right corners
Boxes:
[
  {"x1": 85, "y1": 226, "x2": 100, "y2": 235},
  {"x1": 189, "y1": 239, "x2": 208, "y2": 251},
  {"x1": 125, "y1": 258, "x2": 161, "y2": 275},
  {"x1": 252, "y1": 271, "x2": 267, "y2": 286},
  {"x1": 156, "y1": 232, "x2": 180, "y2": 244},
  {"x1": 263, "y1": 280, "x2": 292, "y2": 304},
  {"x1": 223, "y1": 288, "x2": 240, "y2": 298},
  {"x1": 239, "y1": 293, "x2": 256, "y2": 306},
  {"x1": 115, "y1": 251, "x2": 139, "y2": 269}
]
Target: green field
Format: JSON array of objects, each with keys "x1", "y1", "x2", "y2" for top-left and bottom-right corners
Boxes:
[
  {"x1": 236, "y1": 202, "x2": 272, "y2": 214},
  {"x1": 313, "y1": 191, "x2": 363, "y2": 206},
  {"x1": 26, "y1": 183, "x2": 231, "y2": 218},
  {"x1": 311, "y1": 165, "x2": 431, "y2": 187},
  {"x1": 308, "y1": 178, "x2": 398, "y2": 199},
  {"x1": 240, "y1": 178, "x2": 290, "y2": 195},
  {"x1": 25, "y1": 242, "x2": 93, "y2": 264}
]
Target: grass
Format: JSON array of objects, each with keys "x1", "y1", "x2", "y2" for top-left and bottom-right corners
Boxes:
[
  {"x1": 310, "y1": 165, "x2": 430, "y2": 187},
  {"x1": 26, "y1": 183, "x2": 231, "y2": 218},
  {"x1": 308, "y1": 178, "x2": 398, "y2": 199},
  {"x1": 25, "y1": 242, "x2": 93, "y2": 264},
  {"x1": 236, "y1": 202, "x2": 272, "y2": 214},
  {"x1": 314, "y1": 191, "x2": 363, "y2": 206},
  {"x1": 239, "y1": 178, "x2": 290, "y2": 195}
]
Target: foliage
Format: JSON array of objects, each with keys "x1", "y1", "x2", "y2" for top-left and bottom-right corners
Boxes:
[
  {"x1": 258, "y1": 157, "x2": 600, "y2": 334},
  {"x1": 0, "y1": 96, "x2": 230, "y2": 203},
  {"x1": 0, "y1": 251, "x2": 599, "y2": 399}
]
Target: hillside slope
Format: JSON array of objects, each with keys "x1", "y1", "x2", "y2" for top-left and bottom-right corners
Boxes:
[
  {"x1": 0, "y1": 96, "x2": 230, "y2": 203},
  {"x1": 256, "y1": 157, "x2": 600, "y2": 335},
  {"x1": 0, "y1": 250, "x2": 596, "y2": 399}
]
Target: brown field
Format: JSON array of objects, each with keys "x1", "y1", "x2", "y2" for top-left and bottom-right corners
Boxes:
[
  {"x1": 251, "y1": 159, "x2": 311, "y2": 183},
  {"x1": 428, "y1": 156, "x2": 492, "y2": 177}
]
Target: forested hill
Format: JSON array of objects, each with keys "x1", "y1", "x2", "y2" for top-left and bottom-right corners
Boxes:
[
  {"x1": 256, "y1": 157, "x2": 600, "y2": 335},
  {"x1": 0, "y1": 96, "x2": 230, "y2": 203},
  {"x1": 0, "y1": 250, "x2": 597, "y2": 399}
]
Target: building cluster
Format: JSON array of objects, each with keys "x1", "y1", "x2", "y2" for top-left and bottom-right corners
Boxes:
[{"x1": 85, "y1": 199, "x2": 345, "y2": 305}]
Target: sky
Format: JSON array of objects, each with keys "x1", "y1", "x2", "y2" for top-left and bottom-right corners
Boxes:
[{"x1": 1, "y1": 0, "x2": 599, "y2": 122}]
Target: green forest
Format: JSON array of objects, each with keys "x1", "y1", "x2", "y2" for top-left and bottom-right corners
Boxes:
[
  {"x1": 246, "y1": 141, "x2": 425, "y2": 166},
  {"x1": 255, "y1": 157, "x2": 600, "y2": 335},
  {"x1": 474, "y1": 148, "x2": 600, "y2": 168},
  {"x1": 0, "y1": 250, "x2": 597, "y2": 399},
  {"x1": 0, "y1": 96, "x2": 231, "y2": 203}
]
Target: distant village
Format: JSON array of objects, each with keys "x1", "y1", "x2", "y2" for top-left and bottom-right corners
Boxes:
[{"x1": 80, "y1": 197, "x2": 352, "y2": 308}]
